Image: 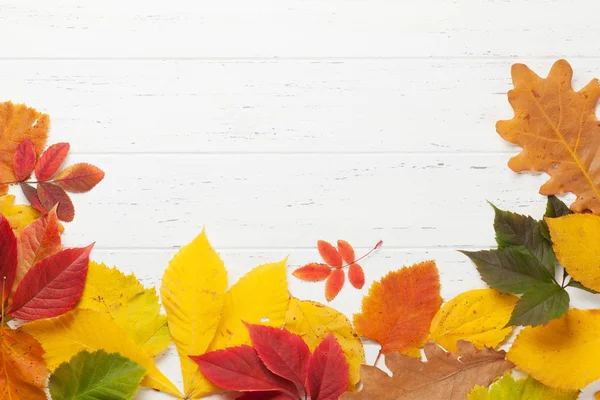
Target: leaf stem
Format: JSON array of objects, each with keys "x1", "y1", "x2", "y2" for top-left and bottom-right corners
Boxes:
[
  {"x1": 373, "y1": 349, "x2": 383, "y2": 367},
  {"x1": 341, "y1": 240, "x2": 383, "y2": 269}
]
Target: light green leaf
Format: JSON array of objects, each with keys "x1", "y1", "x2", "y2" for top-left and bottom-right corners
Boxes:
[{"x1": 468, "y1": 372, "x2": 579, "y2": 400}]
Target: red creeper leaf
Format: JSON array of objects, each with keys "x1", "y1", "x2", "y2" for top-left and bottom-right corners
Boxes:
[
  {"x1": 20, "y1": 183, "x2": 46, "y2": 213},
  {"x1": 12, "y1": 139, "x2": 36, "y2": 182},
  {"x1": 37, "y1": 182, "x2": 75, "y2": 222},
  {"x1": 307, "y1": 333, "x2": 349, "y2": 400},
  {"x1": 236, "y1": 392, "x2": 296, "y2": 400},
  {"x1": 337, "y1": 240, "x2": 355, "y2": 263},
  {"x1": 0, "y1": 215, "x2": 17, "y2": 302},
  {"x1": 293, "y1": 263, "x2": 332, "y2": 282},
  {"x1": 34, "y1": 142, "x2": 70, "y2": 182},
  {"x1": 53, "y1": 162, "x2": 104, "y2": 193},
  {"x1": 317, "y1": 240, "x2": 343, "y2": 268},
  {"x1": 325, "y1": 269, "x2": 345, "y2": 301},
  {"x1": 348, "y1": 264, "x2": 365, "y2": 289}
]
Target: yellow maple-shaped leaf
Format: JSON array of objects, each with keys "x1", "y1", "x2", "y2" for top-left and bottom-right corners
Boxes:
[
  {"x1": 284, "y1": 297, "x2": 365, "y2": 390},
  {"x1": 79, "y1": 261, "x2": 170, "y2": 357},
  {"x1": 0, "y1": 195, "x2": 40, "y2": 234},
  {"x1": 546, "y1": 213, "x2": 600, "y2": 292},
  {"x1": 508, "y1": 308, "x2": 600, "y2": 390},
  {"x1": 21, "y1": 308, "x2": 181, "y2": 397},
  {"x1": 160, "y1": 230, "x2": 228, "y2": 398},
  {"x1": 429, "y1": 289, "x2": 518, "y2": 352},
  {"x1": 468, "y1": 372, "x2": 579, "y2": 400},
  {"x1": 0, "y1": 102, "x2": 49, "y2": 195}
]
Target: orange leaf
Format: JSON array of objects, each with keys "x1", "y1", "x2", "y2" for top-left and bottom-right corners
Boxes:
[
  {"x1": 325, "y1": 269, "x2": 345, "y2": 301},
  {"x1": 0, "y1": 328, "x2": 47, "y2": 399},
  {"x1": 348, "y1": 264, "x2": 365, "y2": 289},
  {"x1": 353, "y1": 261, "x2": 442, "y2": 356},
  {"x1": 37, "y1": 182, "x2": 74, "y2": 222},
  {"x1": 35, "y1": 142, "x2": 70, "y2": 182},
  {"x1": 318, "y1": 240, "x2": 343, "y2": 268},
  {"x1": 497, "y1": 59, "x2": 600, "y2": 214},
  {"x1": 293, "y1": 263, "x2": 332, "y2": 282},
  {"x1": 337, "y1": 240, "x2": 355, "y2": 263},
  {"x1": 54, "y1": 162, "x2": 105, "y2": 193}
]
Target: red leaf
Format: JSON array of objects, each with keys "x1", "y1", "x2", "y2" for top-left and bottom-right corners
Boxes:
[
  {"x1": 337, "y1": 240, "x2": 355, "y2": 263},
  {"x1": 236, "y1": 392, "x2": 296, "y2": 400},
  {"x1": 348, "y1": 264, "x2": 365, "y2": 289},
  {"x1": 8, "y1": 244, "x2": 93, "y2": 320},
  {"x1": 53, "y1": 162, "x2": 104, "y2": 193},
  {"x1": 245, "y1": 323, "x2": 310, "y2": 389},
  {"x1": 325, "y1": 269, "x2": 345, "y2": 301},
  {"x1": 37, "y1": 182, "x2": 75, "y2": 222},
  {"x1": 293, "y1": 263, "x2": 332, "y2": 282},
  {"x1": 317, "y1": 240, "x2": 343, "y2": 268},
  {"x1": 34, "y1": 142, "x2": 70, "y2": 182},
  {"x1": 12, "y1": 139, "x2": 36, "y2": 182},
  {"x1": 20, "y1": 183, "x2": 46, "y2": 213},
  {"x1": 307, "y1": 333, "x2": 349, "y2": 400},
  {"x1": 190, "y1": 345, "x2": 298, "y2": 396},
  {"x1": 0, "y1": 215, "x2": 17, "y2": 302}
]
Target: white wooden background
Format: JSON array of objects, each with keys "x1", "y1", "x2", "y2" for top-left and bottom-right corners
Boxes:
[{"x1": 2, "y1": 1, "x2": 600, "y2": 398}]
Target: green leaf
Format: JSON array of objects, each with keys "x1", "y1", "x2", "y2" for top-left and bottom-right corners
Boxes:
[
  {"x1": 468, "y1": 372, "x2": 579, "y2": 400},
  {"x1": 460, "y1": 248, "x2": 554, "y2": 294},
  {"x1": 544, "y1": 195, "x2": 573, "y2": 218},
  {"x1": 490, "y1": 202, "x2": 556, "y2": 275},
  {"x1": 506, "y1": 283, "x2": 570, "y2": 327},
  {"x1": 49, "y1": 350, "x2": 146, "y2": 400},
  {"x1": 568, "y1": 279, "x2": 600, "y2": 294}
]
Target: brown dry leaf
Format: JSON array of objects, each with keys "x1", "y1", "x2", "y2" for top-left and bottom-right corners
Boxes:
[
  {"x1": 341, "y1": 341, "x2": 514, "y2": 400},
  {"x1": 497, "y1": 59, "x2": 600, "y2": 213}
]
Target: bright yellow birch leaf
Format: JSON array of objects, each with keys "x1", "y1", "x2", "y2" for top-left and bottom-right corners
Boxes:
[
  {"x1": 160, "y1": 230, "x2": 228, "y2": 398},
  {"x1": 79, "y1": 261, "x2": 170, "y2": 357},
  {"x1": 284, "y1": 297, "x2": 365, "y2": 390},
  {"x1": 508, "y1": 308, "x2": 600, "y2": 390},
  {"x1": 468, "y1": 373, "x2": 579, "y2": 400},
  {"x1": 546, "y1": 214, "x2": 600, "y2": 292},
  {"x1": 429, "y1": 289, "x2": 518, "y2": 352},
  {"x1": 21, "y1": 308, "x2": 181, "y2": 397},
  {"x1": 0, "y1": 195, "x2": 40, "y2": 233}
]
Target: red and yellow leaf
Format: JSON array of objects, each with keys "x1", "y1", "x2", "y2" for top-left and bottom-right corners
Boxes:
[
  {"x1": 293, "y1": 263, "x2": 332, "y2": 282},
  {"x1": 318, "y1": 240, "x2": 343, "y2": 268},
  {"x1": 337, "y1": 240, "x2": 355, "y2": 263},
  {"x1": 0, "y1": 215, "x2": 17, "y2": 302},
  {"x1": 53, "y1": 162, "x2": 105, "y2": 193},
  {"x1": 307, "y1": 333, "x2": 349, "y2": 400},
  {"x1": 325, "y1": 269, "x2": 345, "y2": 301},
  {"x1": 34, "y1": 142, "x2": 70, "y2": 182},
  {"x1": 37, "y1": 182, "x2": 74, "y2": 222},
  {"x1": 12, "y1": 139, "x2": 36, "y2": 182},
  {"x1": 348, "y1": 264, "x2": 365, "y2": 289}
]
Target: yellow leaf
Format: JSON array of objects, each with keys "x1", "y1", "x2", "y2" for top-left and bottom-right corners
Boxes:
[
  {"x1": 0, "y1": 195, "x2": 40, "y2": 234},
  {"x1": 284, "y1": 298, "x2": 365, "y2": 390},
  {"x1": 160, "y1": 230, "x2": 228, "y2": 398},
  {"x1": 79, "y1": 261, "x2": 170, "y2": 357},
  {"x1": 21, "y1": 309, "x2": 181, "y2": 397},
  {"x1": 468, "y1": 373, "x2": 579, "y2": 400},
  {"x1": 546, "y1": 213, "x2": 600, "y2": 292},
  {"x1": 508, "y1": 308, "x2": 600, "y2": 390},
  {"x1": 429, "y1": 289, "x2": 518, "y2": 352}
]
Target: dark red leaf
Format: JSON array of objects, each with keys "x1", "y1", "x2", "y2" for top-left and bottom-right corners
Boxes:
[
  {"x1": 12, "y1": 139, "x2": 36, "y2": 182},
  {"x1": 37, "y1": 182, "x2": 74, "y2": 222},
  {"x1": 34, "y1": 143, "x2": 70, "y2": 182},
  {"x1": 53, "y1": 162, "x2": 104, "y2": 193},
  {"x1": 245, "y1": 323, "x2": 310, "y2": 389},
  {"x1": 325, "y1": 269, "x2": 345, "y2": 301},
  {"x1": 0, "y1": 215, "x2": 17, "y2": 302},
  {"x1": 8, "y1": 244, "x2": 93, "y2": 320},
  {"x1": 236, "y1": 392, "x2": 296, "y2": 400},
  {"x1": 307, "y1": 333, "x2": 349, "y2": 400},
  {"x1": 337, "y1": 240, "x2": 355, "y2": 263},
  {"x1": 293, "y1": 263, "x2": 332, "y2": 282},
  {"x1": 317, "y1": 240, "x2": 343, "y2": 268},
  {"x1": 190, "y1": 345, "x2": 298, "y2": 396},
  {"x1": 348, "y1": 264, "x2": 365, "y2": 289},
  {"x1": 20, "y1": 183, "x2": 46, "y2": 213}
]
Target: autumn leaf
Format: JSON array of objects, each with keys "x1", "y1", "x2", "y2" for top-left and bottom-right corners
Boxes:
[
  {"x1": 497, "y1": 59, "x2": 600, "y2": 214},
  {"x1": 348, "y1": 263, "x2": 365, "y2": 289},
  {"x1": 12, "y1": 139, "x2": 36, "y2": 182},
  {"x1": 353, "y1": 261, "x2": 442, "y2": 358},
  {"x1": 0, "y1": 214, "x2": 17, "y2": 302},
  {"x1": 79, "y1": 261, "x2": 170, "y2": 357},
  {"x1": 37, "y1": 181, "x2": 75, "y2": 222},
  {"x1": 53, "y1": 162, "x2": 105, "y2": 193},
  {"x1": 341, "y1": 341, "x2": 514, "y2": 400},
  {"x1": 429, "y1": 289, "x2": 517, "y2": 352},
  {"x1": 292, "y1": 263, "x2": 331, "y2": 281},
  {"x1": 0, "y1": 194, "x2": 40, "y2": 233},
  {"x1": 284, "y1": 298, "x2": 365, "y2": 390},
  {"x1": 307, "y1": 333, "x2": 348, "y2": 400},
  {"x1": 318, "y1": 240, "x2": 343, "y2": 268},
  {"x1": 468, "y1": 372, "x2": 579, "y2": 400},
  {"x1": 20, "y1": 182, "x2": 45, "y2": 213},
  {"x1": 506, "y1": 282, "x2": 569, "y2": 327},
  {"x1": 337, "y1": 240, "x2": 355, "y2": 263},
  {"x1": 34, "y1": 142, "x2": 70, "y2": 182},
  {"x1": 325, "y1": 268, "x2": 345, "y2": 301},
  {"x1": 508, "y1": 308, "x2": 600, "y2": 390},
  {"x1": 21, "y1": 308, "x2": 181, "y2": 396},
  {"x1": 49, "y1": 350, "x2": 146, "y2": 400}
]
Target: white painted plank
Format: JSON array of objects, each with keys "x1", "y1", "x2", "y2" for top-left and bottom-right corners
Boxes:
[
  {"x1": 1, "y1": 0, "x2": 599, "y2": 58},
  {"x1": 3, "y1": 59, "x2": 598, "y2": 154}
]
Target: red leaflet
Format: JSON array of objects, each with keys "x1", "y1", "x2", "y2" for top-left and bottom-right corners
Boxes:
[
  {"x1": 307, "y1": 333, "x2": 349, "y2": 400},
  {"x1": 292, "y1": 263, "x2": 332, "y2": 282},
  {"x1": 53, "y1": 162, "x2": 105, "y2": 193},
  {"x1": 325, "y1": 269, "x2": 345, "y2": 302},
  {"x1": 0, "y1": 215, "x2": 17, "y2": 301},
  {"x1": 12, "y1": 139, "x2": 36, "y2": 182},
  {"x1": 190, "y1": 345, "x2": 298, "y2": 396},
  {"x1": 237, "y1": 392, "x2": 296, "y2": 400},
  {"x1": 348, "y1": 264, "x2": 365, "y2": 289},
  {"x1": 245, "y1": 323, "x2": 310, "y2": 389},
  {"x1": 8, "y1": 244, "x2": 93, "y2": 320},
  {"x1": 317, "y1": 240, "x2": 343, "y2": 268},
  {"x1": 34, "y1": 142, "x2": 70, "y2": 182},
  {"x1": 337, "y1": 240, "x2": 355, "y2": 263},
  {"x1": 37, "y1": 182, "x2": 75, "y2": 222},
  {"x1": 20, "y1": 183, "x2": 46, "y2": 213}
]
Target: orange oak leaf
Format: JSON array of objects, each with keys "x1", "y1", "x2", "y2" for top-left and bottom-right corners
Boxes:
[
  {"x1": 293, "y1": 263, "x2": 332, "y2": 281},
  {"x1": 326, "y1": 269, "x2": 345, "y2": 301},
  {"x1": 497, "y1": 59, "x2": 600, "y2": 214},
  {"x1": 353, "y1": 261, "x2": 442, "y2": 358},
  {"x1": 337, "y1": 240, "x2": 355, "y2": 263},
  {"x1": 348, "y1": 264, "x2": 365, "y2": 289},
  {"x1": 318, "y1": 240, "x2": 343, "y2": 268}
]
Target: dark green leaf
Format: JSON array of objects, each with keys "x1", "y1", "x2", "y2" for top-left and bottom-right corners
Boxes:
[
  {"x1": 545, "y1": 195, "x2": 573, "y2": 218},
  {"x1": 568, "y1": 279, "x2": 600, "y2": 294},
  {"x1": 49, "y1": 350, "x2": 146, "y2": 400},
  {"x1": 460, "y1": 248, "x2": 554, "y2": 294},
  {"x1": 506, "y1": 283, "x2": 570, "y2": 327}
]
